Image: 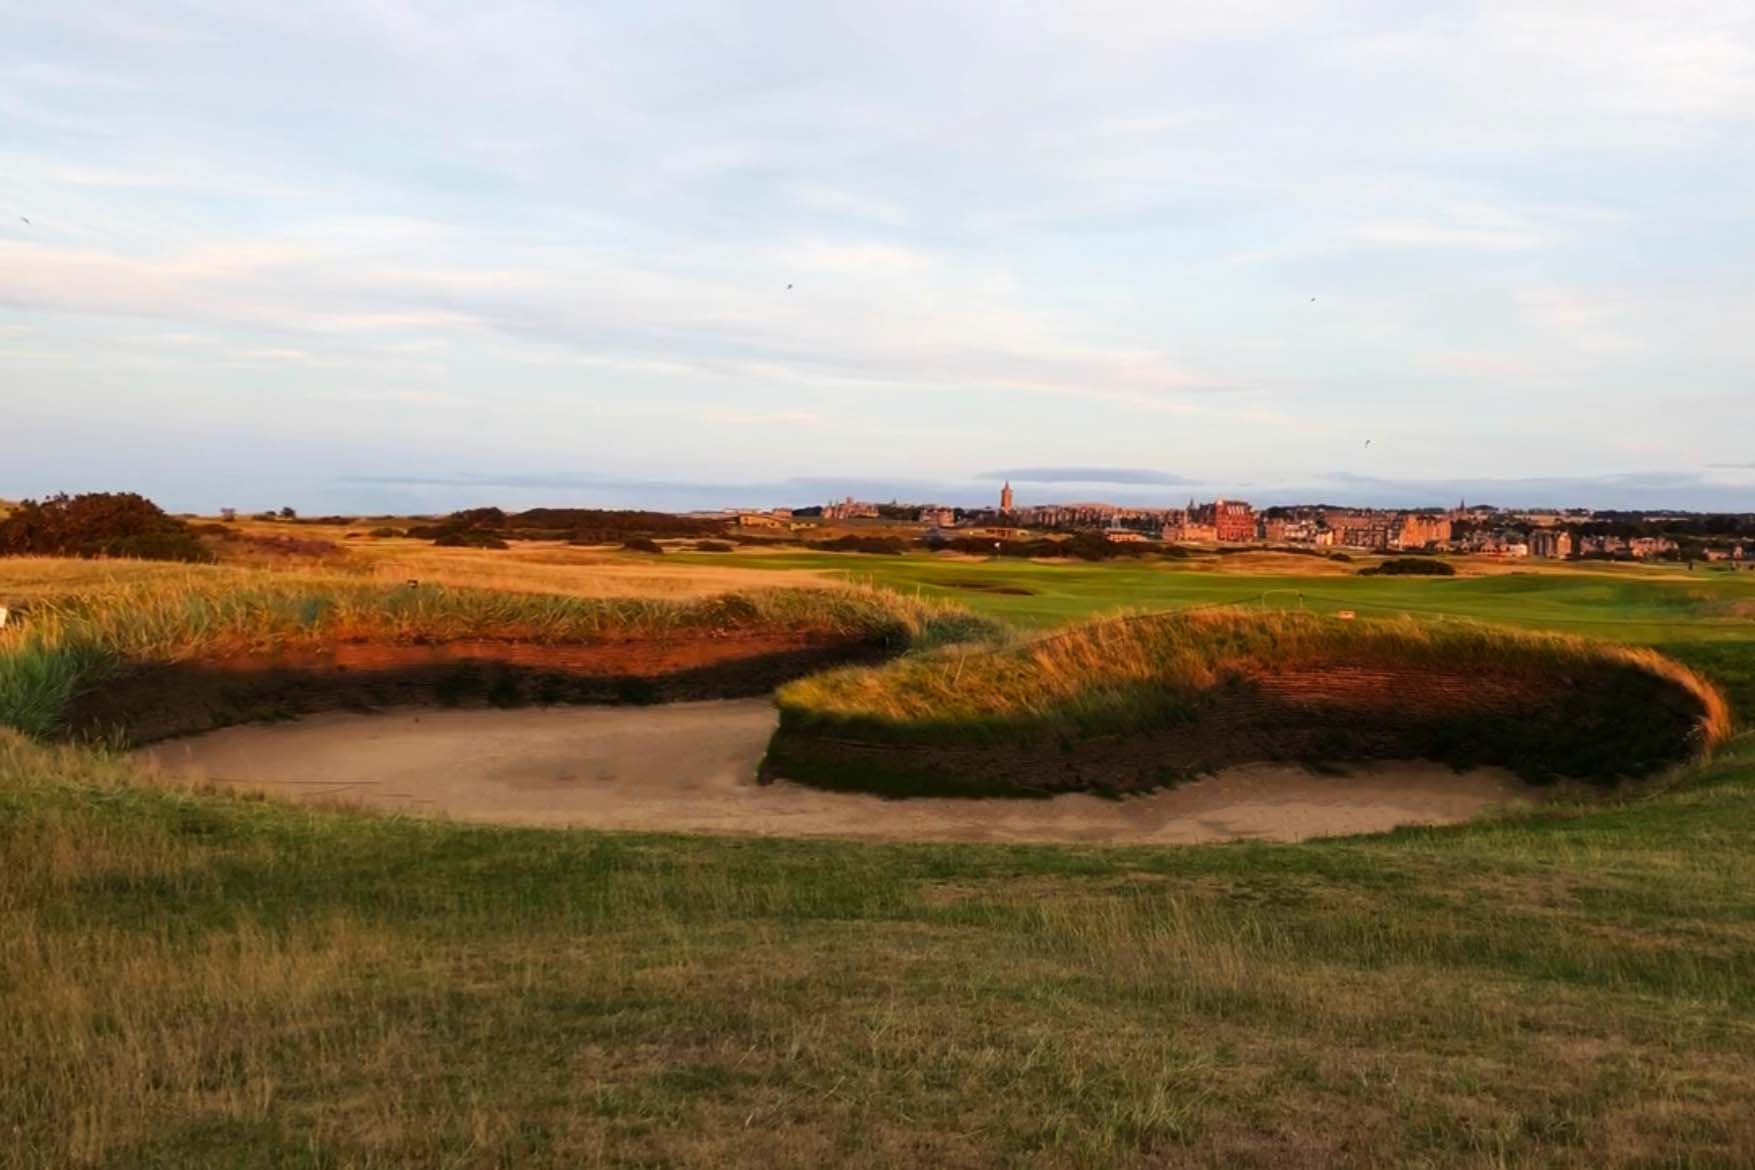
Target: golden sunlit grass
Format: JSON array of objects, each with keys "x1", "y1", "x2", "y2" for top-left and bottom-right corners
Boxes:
[
  {"x1": 768, "y1": 609, "x2": 1732, "y2": 793},
  {"x1": 0, "y1": 565, "x2": 1001, "y2": 738},
  {"x1": 779, "y1": 607, "x2": 1731, "y2": 744}
]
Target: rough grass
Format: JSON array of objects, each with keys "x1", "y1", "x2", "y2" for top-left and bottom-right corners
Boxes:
[
  {"x1": 779, "y1": 608, "x2": 1731, "y2": 743},
  {"x1": 771, "y1": 609, "x2": 1732, "y2": 789},
  {"x1": 0, "y1": 572, "x2": 1003, "y2": 739},
  {"x1": 4, "y1": 727, "x2": 1755, "y2": 1169}
]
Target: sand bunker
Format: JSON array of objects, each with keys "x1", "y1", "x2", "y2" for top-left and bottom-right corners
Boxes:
[{"x1": 137, "y1": 700, "x2": 1541, "y2": 844}]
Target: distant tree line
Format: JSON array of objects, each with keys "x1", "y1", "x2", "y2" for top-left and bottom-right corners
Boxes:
[{"x1": 407, "y1": 507, "x2": 730, "y2": 546}]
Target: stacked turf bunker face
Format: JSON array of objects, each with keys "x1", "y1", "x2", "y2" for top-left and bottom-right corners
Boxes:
[
  {"x1": 765, "y1": 609, "x2": 1733, "y2": 797},
  {"x1": 0, "y1": 579, "x2": 1731, "y2": 798},
  {"x1": 0, "y1": 577, "x2": 1003, "y2": 745}
]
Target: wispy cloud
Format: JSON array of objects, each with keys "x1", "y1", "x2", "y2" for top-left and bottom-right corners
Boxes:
[{"x1": 3, "y1": 0, "x2": 1753, "y2": 509}]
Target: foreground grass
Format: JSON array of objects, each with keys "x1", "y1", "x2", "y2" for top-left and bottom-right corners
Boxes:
[{"x1": 5, "y1": 729, "x2": 1755, "y2": 1169}]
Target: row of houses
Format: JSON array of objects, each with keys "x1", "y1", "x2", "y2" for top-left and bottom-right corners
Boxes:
[{"x1": 798, "y1": 492, "x2": 1748, "y2": 563}]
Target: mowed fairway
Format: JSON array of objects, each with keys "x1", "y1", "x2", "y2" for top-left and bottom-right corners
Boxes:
[{"x1": 5, "y1": 548, "x2": 1755, "y2": 1169}]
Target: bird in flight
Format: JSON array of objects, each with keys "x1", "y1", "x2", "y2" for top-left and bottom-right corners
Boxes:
[
  {"x1": 1364, "y1": 439, "x2": 1372, "y2": 448},
  {"x1": 786, "y1": 283, "x2": 793, "y2": 290},
  {"x1": 18, "y1": 217, "x2": 28, "y2": 225}
]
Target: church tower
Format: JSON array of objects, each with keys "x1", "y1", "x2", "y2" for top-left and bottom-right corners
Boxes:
[{"x1": 1000, "y1": 481, "x2": 1014, "y2": 513}]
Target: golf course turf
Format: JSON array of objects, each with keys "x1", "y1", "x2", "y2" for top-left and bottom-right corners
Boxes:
[{"x1": 4, "y1": 550, "x2": 1755, "y2": 1168}]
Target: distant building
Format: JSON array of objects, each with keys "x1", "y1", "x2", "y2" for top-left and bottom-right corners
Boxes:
[
  {"x1": 1000, "y1": 481, "x2": 1015, "y2": 514},
  {"x1": 918, "y1": 506, "x2": 955, "y2": 528},
  {"x1": 1334, "y1": 518, "x2": 1392, "y2": 550},
  {"x1": 1629, "y1": 536, "x2": 1678, "y2": 560},
  {"x1": 1212, "y1": 499, "x2": 1255, "y2": 543},
  {"x1": 734, "y1": 512, "x2": 785, "y2": 529},
  {"x1": 1396, "y1": 514, "x2": 1453, "y2": 550},
  {"x1": 1174, "y1": 499, "x2": 1254, "y2": 544},
  {"x1": 1165, "y1": 519, "x2": 1218, "y2": 543},
  {"x1": 823, "y1": 496, "x2": 880, "y2": 520},
  {"x1": 1263, "y1": 517, "x2": 1320, "y2": 545},
  {"x1": 1528, "y1": 529, "x2": 1574, "y2": 559},
  {"x1": 1103, "y1": 529, "x2": 1149, "y2": 543}
]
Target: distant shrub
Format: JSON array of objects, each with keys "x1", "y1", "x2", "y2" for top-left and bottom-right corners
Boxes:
[
  {"x1": 1360, "y1": 557, "x2": 1456, "y2": 577},
  {"x1": 695, "y1": 540, "x2": 736, "y2": 553},
  {"x1": 622, "y1": 538, "x2": 664, "y2": 554},
  {"x1": 433, "y1": 530, "x2": 509, "y2": 549},
  {"x1": 514, "y1": 508, "x2": 725, "y2": 541},
  {"x1": 368, "y1": 527, "x2": 401, "y2": 538},
  {"x1": 0, "y1": 493, "x2": 213, "y2": 563}
]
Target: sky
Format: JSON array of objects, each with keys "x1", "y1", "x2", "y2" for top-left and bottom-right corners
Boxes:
[{"x1": 3, "y1": 0, "x2": 1754, "y2": 514}]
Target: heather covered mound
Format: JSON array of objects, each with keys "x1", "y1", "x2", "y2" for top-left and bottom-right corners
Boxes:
[
  {"x1": 767, "y1": 610, "x2": 1732, "y2": 796},
  {"x1": 0, "y1": 492, "x2": 211, "y2": 563},
  {"x1": 0, "y1": 576, "x2": 1001, "y2": 743}
]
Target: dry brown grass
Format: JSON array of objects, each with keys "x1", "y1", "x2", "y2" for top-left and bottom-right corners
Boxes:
[
  {"x1": 0, "y1": 544, "x2": 839, "y2": 606},
  {"x1": 352, "y1": 543, "x2": 838, "y2": 597}
]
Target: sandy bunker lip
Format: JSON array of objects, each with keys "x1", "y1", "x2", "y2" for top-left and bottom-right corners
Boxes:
[{"x1": 138, "y1": 700, "x2": 1545, "y2": 844}]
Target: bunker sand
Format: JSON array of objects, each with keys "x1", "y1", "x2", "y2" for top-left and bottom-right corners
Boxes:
[{"x1": 139, "y1": 701, "x2": 1542, "y2": 844}]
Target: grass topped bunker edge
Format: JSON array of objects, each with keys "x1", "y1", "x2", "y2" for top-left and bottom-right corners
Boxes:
[{"x1": 765, "y1": 608, "x2": 1733, "y2": 798}]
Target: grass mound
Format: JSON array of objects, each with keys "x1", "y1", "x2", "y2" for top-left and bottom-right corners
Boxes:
[
  {"x1": 768, "y1": 609, "x2": 1732, "y2": 796},
  {"x1": 0, "y1": 574, "x2": 1002, "y2": 741}
]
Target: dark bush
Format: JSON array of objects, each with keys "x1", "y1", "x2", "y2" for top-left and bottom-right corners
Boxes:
[
  {"x1": 0, "y1": 492, "x2": 213, "y2": 563},
  {"x1": 1360, "y1": 557, "x2": 1456, "y2": 577},
  {"x1": 433, "y1": 530, "x2": 509, "y2": 549},
  {"x1": 368, "y1": 527, "x2": 401, "y2": 538},
  {"x1": 695, "y1": 540, "x2": 736, "y2": 552},
  {"x1": 622, "y1": 538, "x2": 664, "y2": 554},
  {"x1": 515, "y1": 508, "x2": 725, "y2": 540}
]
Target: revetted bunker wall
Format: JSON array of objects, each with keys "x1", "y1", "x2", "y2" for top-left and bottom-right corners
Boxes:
[
  {"x1": 67, "y1": 633, "x2": 892, "y2": 745},
  {"x1": 763, "y1": 657, "x2": 1723, "y2": 797}
]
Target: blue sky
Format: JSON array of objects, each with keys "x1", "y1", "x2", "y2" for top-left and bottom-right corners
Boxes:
[{"x1": 3, "y1": 1, "x2": 1754, "y2": 513}]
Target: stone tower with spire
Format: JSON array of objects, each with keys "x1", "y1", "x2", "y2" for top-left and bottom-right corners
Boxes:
[{"x1": 1000, "y1": 481, "x2": 1014, "y2": 513}]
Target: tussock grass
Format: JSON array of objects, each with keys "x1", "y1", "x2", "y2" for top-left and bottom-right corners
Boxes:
[
  {"x1": 0, "y1": 571, "x2": 1002, "y2": 738},
  {"x1": 782, "y1": 608, "x2": 1730, "y2": 740},
  {"x1": 772, "y1": 609, "x2": 1731, "y2": 788}
]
